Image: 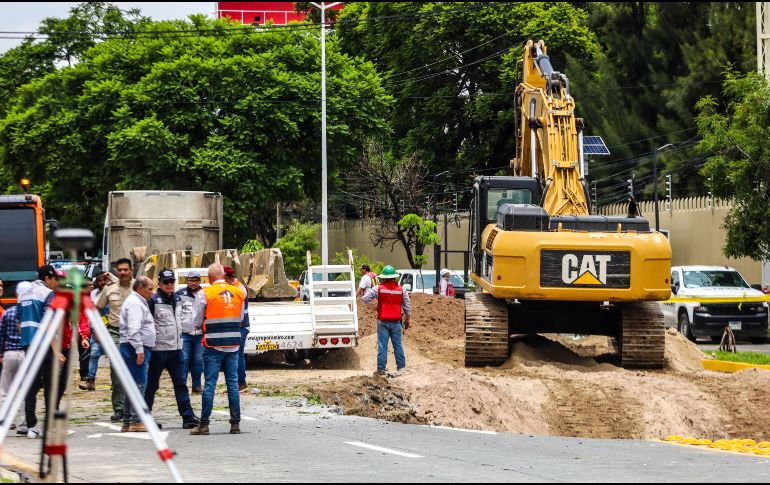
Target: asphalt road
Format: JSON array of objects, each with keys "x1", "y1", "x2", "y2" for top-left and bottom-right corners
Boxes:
[
  {"x1": 3, "y1": 397, "x2": 769, "y2": 483},
  {"x1": 697, "y1": 341, "x2": 770, "y2": 354}
]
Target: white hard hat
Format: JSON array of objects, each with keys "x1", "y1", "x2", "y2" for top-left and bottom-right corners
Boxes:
[{"x1": 440, "y1": 268, "x2": 450, "y2": 277}]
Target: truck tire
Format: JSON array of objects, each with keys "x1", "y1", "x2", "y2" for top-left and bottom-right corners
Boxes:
[
  {"x1": 284, "y1": 349, "x2": 305, "y2": 365},
  {"x1": 678, "y1": 312, "x2": 696, "y2": 342},
  {"x1": 749, "y1": 336, "x2": 768, "y2": 345}
]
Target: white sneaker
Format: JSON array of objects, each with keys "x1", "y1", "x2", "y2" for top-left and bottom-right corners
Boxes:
[
  {"x1": 16, "y1": 425, "x2": 28, "y2": 436},
  {"x1": 27, "y1": 427, "x2": 41, "y2": 439}
]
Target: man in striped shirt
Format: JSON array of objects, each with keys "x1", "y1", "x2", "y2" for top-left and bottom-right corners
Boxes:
[{"x1": 0, "y1": 281, "x2": 30, "y2": 434}]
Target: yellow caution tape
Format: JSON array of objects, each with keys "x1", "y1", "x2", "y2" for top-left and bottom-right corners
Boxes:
[{"x1": 664, "y1": 295, "x2": 770, "y2": 303}]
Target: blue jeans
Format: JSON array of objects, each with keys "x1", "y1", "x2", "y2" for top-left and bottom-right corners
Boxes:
[
  {"x1": 377, "y1": 320, "x2": 406, "y2": 372},
  {"x1": 237, "y1": 327, "x2": 249, "y2": 385},
  {"x1": 181, "y1": 333, "x2": 204, "y2": 389},
  {"x1": 87, "y1": 334, "x2": 103, "y2": 380},
  {"x1": 120, "y1": 343, "x2": 151, "y2": 424},
  {"x1": 144, "y1": 349, "x2": 197, "y2": 422},
  {"x1": 200, "y1": 348, "x2": 240, "y2": 426}
]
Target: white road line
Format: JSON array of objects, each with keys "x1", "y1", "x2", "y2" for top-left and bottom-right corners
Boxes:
[
  {"x1": 94, "y1": 422, "x2": 122, "y2": 432},
  {"x1": 427, "y1": 425, "x2": 497, "y2": 435},
  {"x1": 87, "y1": 433, "x2": 103, "y2": 439},
  {"x1": 344, "y1": 441, "x2": 423, "y2": 458},
  {"x1": 214, "y1": 410, "x2": 257, "y2": 421}
]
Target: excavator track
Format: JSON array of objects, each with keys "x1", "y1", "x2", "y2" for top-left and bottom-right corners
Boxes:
[
  {"x1": 616, "y1": 301, "x2": 666, "y2": 369},
  {"x1": 464, "y1": 293, "x2": 510, "y2": 367}
]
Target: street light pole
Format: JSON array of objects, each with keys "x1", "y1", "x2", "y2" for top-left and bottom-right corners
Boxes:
[
  {"x1": 654, "y1": 143, "x2": 676, "y2": 232},
  {"x1": 309, "y1": 2, "x2": 341, "y2": 265}
]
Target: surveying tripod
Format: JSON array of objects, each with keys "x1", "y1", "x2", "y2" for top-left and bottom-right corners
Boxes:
[{"x1": 0, "y1": 229, "x2": 182, "y2": 482}]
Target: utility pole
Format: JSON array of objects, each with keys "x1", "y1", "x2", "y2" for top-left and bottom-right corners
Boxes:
[
  {"x1": 653, "y1": 143, "x2": 677, "y2": 232},
  {"x1": 309, "y1": 2, "x2": 341, "y2": 265},
  {"x1": 276, "y1": 203, "x2": 282, "y2": 241}
]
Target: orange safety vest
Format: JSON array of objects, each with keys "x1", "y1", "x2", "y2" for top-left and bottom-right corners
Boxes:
[{"x1": 202, "y1": 280, "x2": 245, "y2": 349}]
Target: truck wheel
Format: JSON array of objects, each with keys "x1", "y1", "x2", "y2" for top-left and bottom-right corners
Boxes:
[
  {"x1": 284, "y1": 349, "x2": 306, "y2": 365},
  {"x1": 678, "y1": 312, "x2": 696, "y2": 342},
  {"x1": 749, "y1": 336, "x2": 768, "y2": 345},
  {"x1": 710, "y1": 335, "x2": 722, "y2": 344}
]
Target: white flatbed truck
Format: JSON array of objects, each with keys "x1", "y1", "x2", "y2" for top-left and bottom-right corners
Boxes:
[{"x1": 244, "y1": 251, "x2": 359, "y2": 363}]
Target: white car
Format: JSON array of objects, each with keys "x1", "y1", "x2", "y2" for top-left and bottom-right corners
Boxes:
[
  {"x1": 396, "y1": 269, "x2": 468, "y2": 298},
  {"x1": 661, "y1": 265, "x2": 768, "y2": 343}
]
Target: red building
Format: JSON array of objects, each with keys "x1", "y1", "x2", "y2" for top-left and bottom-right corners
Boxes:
[{"x1": 217, "y1": 2, "x2": 343, "y2": 26}]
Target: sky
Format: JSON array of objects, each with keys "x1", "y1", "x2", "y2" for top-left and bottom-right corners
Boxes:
[{"x1": 0, "y1": 2, "x2": 215, "y2": 53}]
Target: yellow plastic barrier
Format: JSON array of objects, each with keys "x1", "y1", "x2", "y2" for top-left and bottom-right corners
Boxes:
[
  {"x1": 701, "y1": 360, "x2": 770, "y2": 373},
  {"x1": 662, "y1": 436, "x2": 770, "y2": 456}
]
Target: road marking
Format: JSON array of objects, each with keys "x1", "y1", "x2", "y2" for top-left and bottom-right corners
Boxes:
[
  {"x1": 94, "y1": 422, "x2": 122, "y2": 432},
  {"x1": 214, "y1": 410, "x2": 257, "y2": 421},
  {"x1": 427, "y1": 425, "x2": 497, "y2": 435},
  {"x1": 102, "y1": 431, "x2": 169, "y2": 441},
  {"x1": 87, "y1": 434, "x2": 103, "y2": 439},
  {"x1": 344, "y1": 441, "x2": 423, "y2": 458}
]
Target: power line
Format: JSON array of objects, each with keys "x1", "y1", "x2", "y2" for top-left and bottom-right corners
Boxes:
[{"x1": 380, "y1": 29, "x2": 516, "y2": 82}]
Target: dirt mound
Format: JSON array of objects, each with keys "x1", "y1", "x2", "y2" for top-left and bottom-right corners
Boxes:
[
  {"x1": 501, "y1": 335, "x2": 616, "y2": 371},
  {"x1": 310, "y1": 374, "x2": 425, "y2": 424},
  {"x1": 357, "y1": 293, "x2": 465, "y2": 366},
  {"x1": 664, "y1": 327, "x2": 710, "y2": 373},
  {"x1": 299, "y1": 294, "x2": 770, "y2": 441}
]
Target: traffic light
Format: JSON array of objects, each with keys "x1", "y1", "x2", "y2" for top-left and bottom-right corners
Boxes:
[
  {"x1": 627, "y1": 178, "x2": 634, "y2": 197},
  {"x1": 665, "y1": 174, "x2": 672, "y2": 212}
]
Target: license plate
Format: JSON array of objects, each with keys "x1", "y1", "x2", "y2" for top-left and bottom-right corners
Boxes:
[
  {"x1": 257, "y1": 343, "x2": 279, "y2": 351},
  {"x1": 729, "y1": 322, "x2": 742, "y2": 331}
]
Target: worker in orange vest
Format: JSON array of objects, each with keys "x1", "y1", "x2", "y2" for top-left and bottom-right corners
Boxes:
[{"x1": 190, "y1": 263, "x2": 245, "y2": 437}]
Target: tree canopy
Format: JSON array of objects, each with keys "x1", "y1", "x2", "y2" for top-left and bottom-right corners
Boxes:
[
  {"x1": 0, "y1": 8, "x2": 390, "y2": 247},
  {"x1": 696, "y1": 72, "x2": 770, "y2": 261}
]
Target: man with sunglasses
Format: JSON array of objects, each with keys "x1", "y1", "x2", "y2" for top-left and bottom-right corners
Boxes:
[{"x1": 144, "y1": 268, "x2": 199, "y2": 430}]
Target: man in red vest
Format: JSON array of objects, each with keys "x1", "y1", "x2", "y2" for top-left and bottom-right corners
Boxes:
[{"x1": 362, "y1": 265, "x2": 411, "y2": 376}]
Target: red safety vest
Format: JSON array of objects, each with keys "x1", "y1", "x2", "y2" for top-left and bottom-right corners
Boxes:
[
  {"x1": 446, "y1": 281, "x2": 456, "y2": 298},
  {"x1": 377, "y1": 280, "x2": 404, "y2": 322}
]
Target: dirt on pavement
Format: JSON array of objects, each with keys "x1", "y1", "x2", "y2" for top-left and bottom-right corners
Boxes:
[
  {"x1": 61, "y1": 292, "x2": 770, "y2": 443},
  {"x1": 292, "y1": 293, "x2": 770, "y2": 441}
]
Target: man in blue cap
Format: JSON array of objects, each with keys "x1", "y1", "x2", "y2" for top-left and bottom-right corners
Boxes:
[
  {"x1": 145, "y1": 268, "x2": 199, "y2": 429},
  {"x1": 176, "y1": 270, "x2": 207, "y2": 393}
]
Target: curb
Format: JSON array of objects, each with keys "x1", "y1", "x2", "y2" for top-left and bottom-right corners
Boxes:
[{"x1": 702, "y1": 359, "x2": 770, "y2": 373}]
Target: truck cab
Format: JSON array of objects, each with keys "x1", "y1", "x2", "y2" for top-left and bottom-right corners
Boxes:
[
  {"x1": 0, "y1": 195, "x2": 45, "y2": 305},
  {"x1": 662, "y1": 265, "x2": 769, "y2": 343}
]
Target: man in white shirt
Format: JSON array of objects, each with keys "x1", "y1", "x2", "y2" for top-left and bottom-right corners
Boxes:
[{"x1": 118, "y1": 276, "x2": 156, "y2": 432}]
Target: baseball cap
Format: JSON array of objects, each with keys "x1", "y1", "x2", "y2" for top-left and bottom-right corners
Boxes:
[
  {"x1": 37, "y1": 264, "x2": 61, "y2": 280},
  {"x1": 187, "y1": 271, "x2": 201, "y2": 280},
  {"x1": 224, "y1": 266, "x2": 236, "y2": 277},
  {"x1": 159, "y1": 268, "x2": 175, "y2": 283}
]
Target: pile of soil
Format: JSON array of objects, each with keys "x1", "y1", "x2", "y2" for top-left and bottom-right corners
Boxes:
[
  {"x1": 309, "y1": 374, "x2": 424, "y2": 424},
  {"x1": 271, "y1": 292, "x2": 770, "y2": 441}
]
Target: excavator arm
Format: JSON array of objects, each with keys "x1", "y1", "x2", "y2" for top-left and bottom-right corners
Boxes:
[{"x1": 512, "y1": 40, "x2": 589, "y2": 217}]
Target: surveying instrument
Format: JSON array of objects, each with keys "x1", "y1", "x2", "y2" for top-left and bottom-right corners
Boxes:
[{"x1": 0, "y1": 229, "x2": 183, "y2": 482}]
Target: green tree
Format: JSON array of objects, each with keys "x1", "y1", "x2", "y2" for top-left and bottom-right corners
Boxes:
[
  {"x1": 0, "y1": 10, "x2": 390, "y2": 247},
  {"x1": 695, "y1": 72, "x2": 770, "y2": 261},
  {"x1": 333, "y1": 248, "x2": 384, "y2": 283},
  {"x1": 570, "y1": 3, "x2": 756, "y2": 205},
  {"x1": 337, "y1": 2, "x2": 598, "y2": 178},
  {"x1": 274, "y1": 220, "x2": 321, "y2": 278},
  {"x1": 397, "y1": 213, "x2": 439, "y2": 268}
]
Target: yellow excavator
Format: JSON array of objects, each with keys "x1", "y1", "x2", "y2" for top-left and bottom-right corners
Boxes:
[{"x1": 465, "y1": 40, "x2": 672, "y2": 368}]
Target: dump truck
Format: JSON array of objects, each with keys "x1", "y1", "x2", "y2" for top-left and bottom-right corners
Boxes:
[
  {"x1": 0, "y1": 194, "x2": 47, "y2": 305},
  {"x1": 465, "y1": 40, "x2": 672, "y2": 369},
  {"x1": 102, "y1": 191, "x2": 223, "y2": 271}
]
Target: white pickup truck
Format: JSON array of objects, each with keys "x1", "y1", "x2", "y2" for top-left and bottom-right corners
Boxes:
[
  {"x1": 244, "y1": 251, "x2": 358, "y2": 363},
  {"x1": 661, "y1": 265, "x2": 769, "y2": 343}
]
